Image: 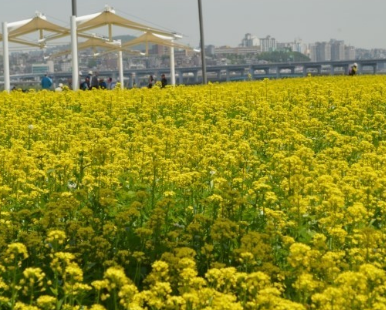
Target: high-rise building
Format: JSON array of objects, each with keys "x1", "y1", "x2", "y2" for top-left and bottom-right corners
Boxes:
[
  {"x1": 309, "y1": 39, "x2": 357, "y2": 61},
  {"x1": 309, "y1": 42, "x2": 331, "y2": 61},
  {"x1": 260, "y1": 35, "x2": 276, "y2": 52},
  {"x1": 371, "y1": 49, "x2": 386, "y2": 58},
  {"x1": 345, "y1": 46, "x2": 356, "y2": 60},
  {"x1": 240, "y1": 33, "x2": 259, "y2": 47},
  {"x1": 276, "y1": 38, "x2": 306, "y2": 55},
  {"x1": 291, "y1": 38, "x2": 304, "y2": 53},
  {"x1": 330, "y1": 39, "x2": 345, "y2": 61},
  {"x1": 206, "y1": 45, "x2": 216, "y2": 56}
]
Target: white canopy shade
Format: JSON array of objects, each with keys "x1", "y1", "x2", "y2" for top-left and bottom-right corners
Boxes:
[
  {"x1": 8, "y1": 14, "x2": 67, "y2": 39},
  {"x1": 122, "y1": 31, "x2": 192, "y2": 54},
  {"x1": 76, "y1": 6, "x2": 173, "y2": 37}
]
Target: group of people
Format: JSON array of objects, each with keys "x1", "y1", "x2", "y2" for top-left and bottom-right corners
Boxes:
[
  {"x1": 41, "y1": 71, "x2": 116, "y2": 91},
  {"x1": 148, "y1": 74, "x2": 168, "y2": 88},
  {"x1": 80, "y1": 71, "x2": 115, "y2": 90},
  {"x1": 42, "y1": 71, "x2": 169, "y2": 91}
]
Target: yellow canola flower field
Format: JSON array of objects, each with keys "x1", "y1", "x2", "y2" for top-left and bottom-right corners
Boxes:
[{"x1": 0, "y1": 76, "x2": 386, "y2": 309}]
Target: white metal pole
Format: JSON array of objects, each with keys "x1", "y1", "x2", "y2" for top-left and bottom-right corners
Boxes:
[
  {"x1": 2, "y1": 22, "x2": 10, "y2": 92},
  {"x1": 198, "y1": 0, "x2": 207, "y2": 84},
  {"x1": 118, "y1": 50, "x2": 124, "y2": 89},
  {"x1": 170, "y1": 42, "x2": 176, "y2": 86},
  {"x1": 70, "y1": 15, "x2": 79, "y2": 90}
]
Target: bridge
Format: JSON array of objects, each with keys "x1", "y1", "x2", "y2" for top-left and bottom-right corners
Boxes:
[{"x1": 7, "y1": 58, "x2": 386, "y2": 88}]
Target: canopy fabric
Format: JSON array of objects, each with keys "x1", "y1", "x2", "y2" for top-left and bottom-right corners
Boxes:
[
  {"x1": 78, "y1": 38, "x2": 142, "y2": 54},
  {"x1": 43, "y1": 29, "x2": 114, "y2": 43},
  {"x1": 0, "y1": 33, "x2": 42, "y2": 47},
  {"x1": 7, "y1": 18, "x2": 33, "y2": 31},
  {"x1": 79, "y1": 37, "x2": 120, "y2": 49},
  {"x1": 8, "y1": 16, "x2": 68, "y2": 38},
  {"x1": 1, "y1": 8, "x2": 178, "y2": 46},
  {"x1": 9, "y1": 37, "x2": 42, "y2": 47},
  {"x1": 77, "y1": 10, "x2": 171, "y2": 36},
  {"x1": 122, "y1": 31, "x2": 192, "y2": 52}
]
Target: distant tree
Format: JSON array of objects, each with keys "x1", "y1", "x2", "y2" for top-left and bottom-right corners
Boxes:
[
  {"x1": 225, "y1": 54, "x2": 245, "y2": 65},
  {"x1": 258, "y1": 51, "x2": 310, "y2": 63}
]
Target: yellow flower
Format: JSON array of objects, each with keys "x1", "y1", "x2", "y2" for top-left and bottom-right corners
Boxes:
[
  {"x1": 36, "y1": 295, "x2": 56, "y2": 310},
  {"x1": 89, "y1": 305, "x2": 107, "y2": 310},
  {"x1": 46, "y1": 230, "x2": 67, "y2": 245},
  {"x1": 104, "y1": 266, "x2": 129, "y2": 289},
  {"x1": 13, "y1": 302, "x2": 39, "y2": 310},
  {"x1": 4, "y1": 243, "x2": 29, "y2": 263}
]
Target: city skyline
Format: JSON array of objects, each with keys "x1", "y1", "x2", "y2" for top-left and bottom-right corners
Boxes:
[{"x1": 1, "y1": 0, "x2": 385, "y2": 51}]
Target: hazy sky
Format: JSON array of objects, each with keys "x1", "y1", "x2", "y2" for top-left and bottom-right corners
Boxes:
[{"x1": 2, "y1": 0, "x2": 386, "y2": 50}]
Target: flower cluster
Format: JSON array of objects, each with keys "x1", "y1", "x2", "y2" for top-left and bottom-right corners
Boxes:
[{"x1": 0, "y1": 76, "x2": 386, "y2": 308}]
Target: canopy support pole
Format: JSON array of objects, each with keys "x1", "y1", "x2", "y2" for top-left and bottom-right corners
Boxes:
[
  {"x1": 170, "y1": 42, "x2": 176, "y2": 86},
  {"x1": 109, "y1": 24, "x2": 113, "y2": 41},
  {"x1": 71, "y1": 15, "x2": 79, "y2": 90},
  {"x1": 2, "y1": 22, "x2": 10, "y2": 92},
  {"x1": 118, "y1": 50, "x2": 124, "y2": 89},
  {"x1": 198, "y1": 0, "x2": 207, "y2": 84}
]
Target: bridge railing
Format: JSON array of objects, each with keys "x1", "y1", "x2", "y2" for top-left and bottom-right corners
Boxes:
[{"x1": 4, "y1": 59, "x2": 386, "y2": 89}]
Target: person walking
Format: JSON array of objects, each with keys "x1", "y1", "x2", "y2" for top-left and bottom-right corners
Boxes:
[
  {"x1": 41, "y1": 74, "x2": 52, "y2": 90},
  {"x1": 148, "y1": 75, "x2": 154, "y2": 88},
  {"x1": 90, "y1": 72, "x2": 99, "y2": 89},
  {"x1": 349, "y1": 63, "x2": 358, "y2": 76},
  {"x1": 80, "y1": 77, "x2": 90, "y2": 90},
  {"x1": 107, "y1": 77, "x2": 116, "y2": 90},
  {"x1": 55, "y1": 83, "x2": 64, "y2": 92},
  {"x1": 87, "y1": 71, "x2": 93, "y2": 88},
  {"x1": 99, "y1": 78, "x2": 107, "y2": 89},
  {"x1": 161, "y1": 74, "x2": 167, "y2": 88}
]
